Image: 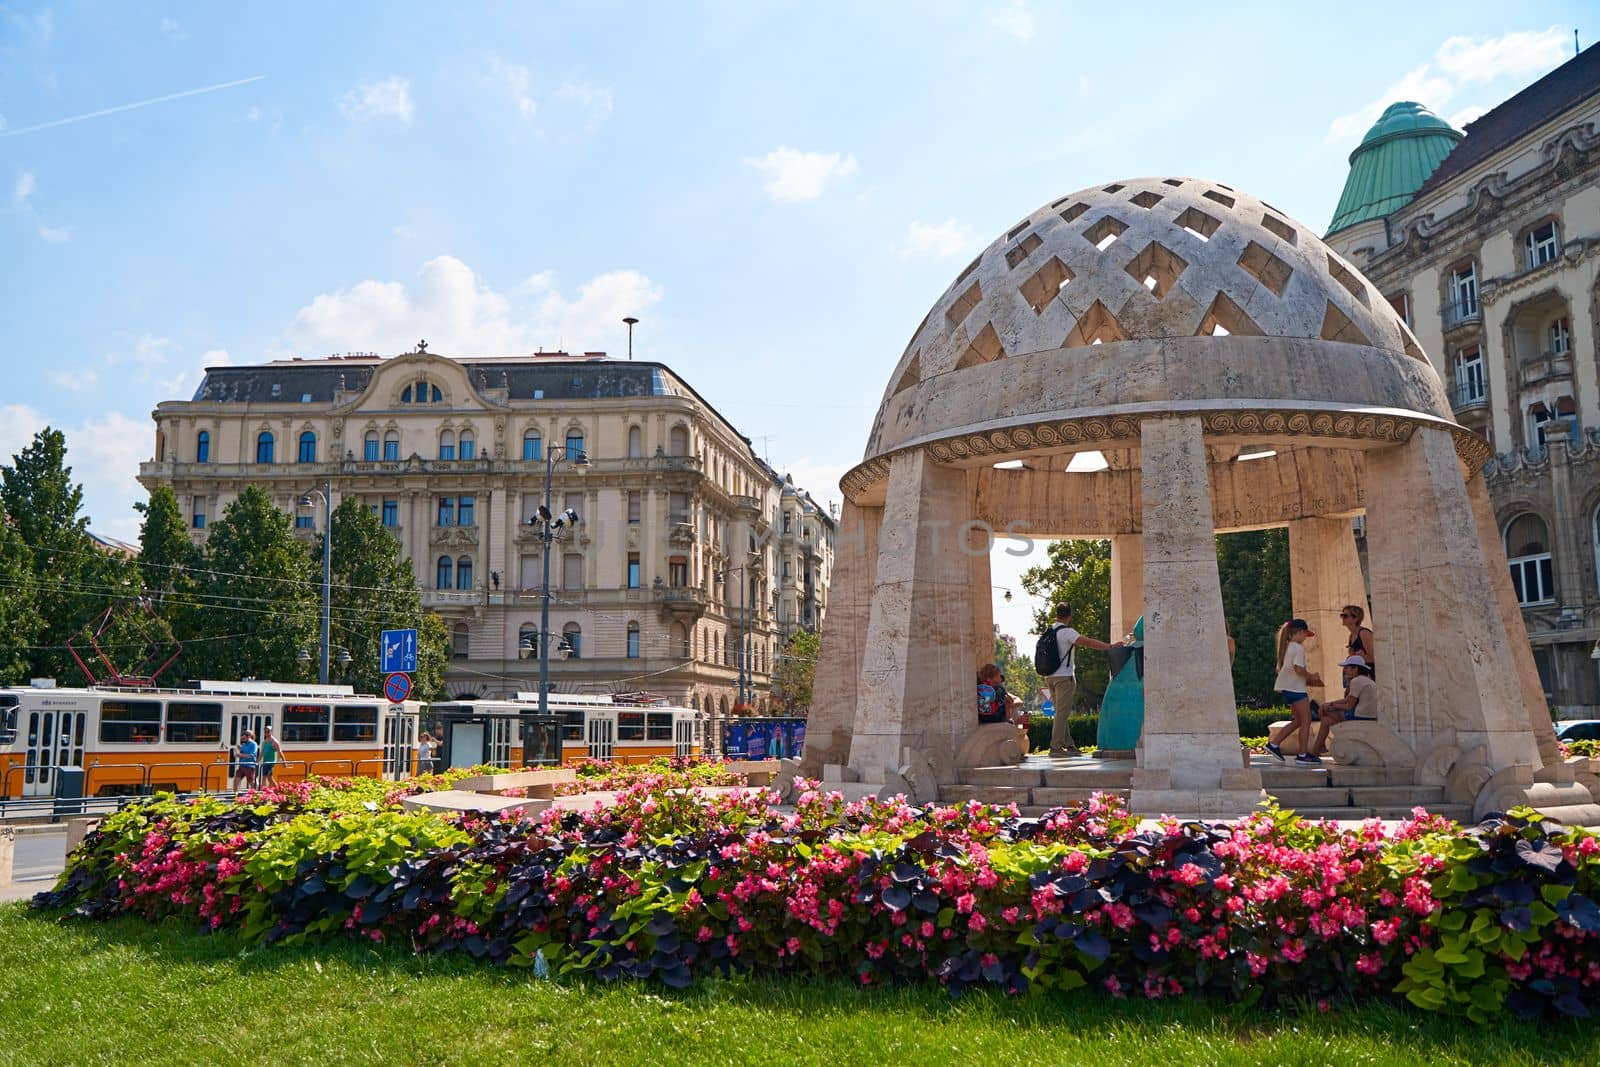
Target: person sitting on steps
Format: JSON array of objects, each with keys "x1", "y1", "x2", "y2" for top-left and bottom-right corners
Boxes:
[
  {"x1": 1035, "y1": 603, "x2": 1123, "y2": 759},
  {"x1": 976, "y1": 663, "x2": 1030, "y2": 752},
  {"x1": 1309, "y1": 655, "x2": 1381, "y2": 757}
]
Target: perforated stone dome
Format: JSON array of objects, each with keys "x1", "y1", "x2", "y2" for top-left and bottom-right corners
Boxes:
[{"x1": 852, "y1": 176, "x2": 1469, "y2": 493}]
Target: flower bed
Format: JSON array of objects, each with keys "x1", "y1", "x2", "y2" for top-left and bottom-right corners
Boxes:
[
  {"x1": 31, "y1": 782, "x2": 1600, "y2": 1022},
  {"x1": 553, "y1": 756, "x2": 754, "y2": 796}
]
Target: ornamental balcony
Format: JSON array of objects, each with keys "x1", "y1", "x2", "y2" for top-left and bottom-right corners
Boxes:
[
  {"x1": 1447, "y1": 382, "x2": 1489, "y2": 415},
  {"x1": 1441, "y1": 298, "x2": 1482, "y2": 331},
  {"x1": 1520, "y1": 349, "x2": 1573, "y2": 389}
]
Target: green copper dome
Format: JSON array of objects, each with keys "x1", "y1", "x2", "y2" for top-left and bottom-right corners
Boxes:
[{"x1": 1327, "y1": 102, "x2": 1462, "y2": 235}]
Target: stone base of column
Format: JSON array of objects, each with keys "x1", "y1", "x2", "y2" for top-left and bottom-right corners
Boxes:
[{"x1": 1128, "y1": 767, "x2": 1265, "y2": 817}]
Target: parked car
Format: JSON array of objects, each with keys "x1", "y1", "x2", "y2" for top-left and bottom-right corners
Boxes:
[{"x1": 1554, "y1": 719, "x2": 1600, "y2": 743}]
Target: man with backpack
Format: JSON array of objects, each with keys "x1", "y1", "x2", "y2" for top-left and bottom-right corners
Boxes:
[{"x1": 1035, "y1": 603, "x2": 1122, "y2": 758}]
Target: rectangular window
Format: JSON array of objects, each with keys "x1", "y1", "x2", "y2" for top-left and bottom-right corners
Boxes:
[
  {"x1": 282, "y1": 703, "x2": 331, "y2": 743},
  {"x1": 457, "y1": 495, "x2": 476, "y2": 527},
  {"x1": 564, "y1": 492, "x2": 583, "y2": 519},
  {"x1": 192, "y1": 497, "x2": 206, "y2": 530},
  {"x1": 333, "y1": 705, "x2": 379, "y2": 743},
  {"x1": 617, "y1": 711, "x2": 645, "y2": 741},
  {"x1": 294, "y1": 514, "x2": 315, "y2": 529},
  {"x1": 1454, "y1": 346, "x2": 1485, "y2": 404},
  {"x1": 669, "y1": 492, "x2": 689, "y2": 525},
  {"x1": 1550, "y1": 317, "x2": 1571, "y2": 355},
  {"x1": 436, "y1": 497, "x2": 455, "y2": 526},
  {"x1": 627, "y1": 553, "x2": 640, "y2": 589},
  {"x1": 565, "y1": 431, "x2": 585, "y2": 458},
  {"x1": 1526, "y1": 222, "x2": 1559, "y2": 269},
  {"x1": 459, "y1": 436, "x2": 476, "y2": 460},
  {"x1": 99, "y1": 700, "x2": 162, "y2": 743},
  {"x1": 381, "y1": 499, "x2": 398, "y2": 528},
  {"x1": 298, "y1": 436, "x2": 317, "y2": 463},
  {"x1": 647, "y1": 712, "x2": 673, "y2": 741},
  {"x1": 669, "y1": 557, "x2": 688, "y2": 588},
  {"x1": 1449, "y1": 264, "x2": 1479, "y2": 320},
  {"x1": 563, "y1": 552, "x2": 583, "y2": 590},
  {"x1": 165, "y1": 702, "x2": 222, "y2": 744},
  {"x1": 784, "y1": 511, "x2": 792, "y2": 533},
  {"x1": 364, "y1": 438, "x2": 379, "y2": 461},
  {"x1": 383, "y1": 437, "x2": 400, "y2": 461},
  {"x1": 627, "y1": 491, "x2": 641, "y2": 524},
  {"x1": 1509, "y1": 555, "x2": 1555, "y2": 606},
  {"x1": 523, "y1": 435, "x2": 542, "y2": 461},
  {"x1": 627, "y1": 628, "x2": 641, "y2": 658},
  {"x1": 1386, "y1": 291, "x2": 1412, "y2": 327},
  {"x1": 561, "y1": 710, "x2": 584, "y2": 741}
]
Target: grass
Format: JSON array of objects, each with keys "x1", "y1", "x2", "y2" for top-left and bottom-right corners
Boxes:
[{"x1": 3, "y1": 904, "x2": 1596, "y2": 1066}]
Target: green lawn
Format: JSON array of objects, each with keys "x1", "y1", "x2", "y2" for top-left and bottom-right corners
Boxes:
[{"x1": 2, "y1": 903, "x2": 1593, "y2": 1066}]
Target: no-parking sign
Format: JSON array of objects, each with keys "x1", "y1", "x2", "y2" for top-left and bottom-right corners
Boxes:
[{"x1": 384, "y1": 672, "x2": 413, "y2": 703}]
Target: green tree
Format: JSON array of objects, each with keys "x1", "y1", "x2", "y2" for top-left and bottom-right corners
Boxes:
[
  {"x1": 992, "y1": 633, "x2": 1041, "y2": 710},
  {"x1": 135, "y1": 485, "x2": 199, "y2": 602},
  {"x1": 0, "y1": 519, "x2": 42, "y2": 682},
  {"x1": 1216, "y1": 528, "x2": 1292, "y2": 706},
  {"x1": 1019, "y1": 539, "x2": 1113, "y2": 708},
  {"x1": 770, "y1": 629, "x2": 820, "y2": 712},
  {"x1": 1, "y1": 428, "x2": 137, "y2": 681},
  {"x1": 186, "y1": 485, "x2": 318, "y2": 682},
  {"x1": 318, "y1": 497, "x2": 448, "y2": 699}
]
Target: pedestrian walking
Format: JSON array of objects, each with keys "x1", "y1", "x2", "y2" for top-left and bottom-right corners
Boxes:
[
  {"x1": 1265, "y1": 619, "x2": 1323, "y2": 765},
  {"x1": 415, "y1": 732, "x2": 434, "y2": 777},
  {"x1": 1034, "y1": 603, "x2": 1123, "y2": 758},
  {"x1": 235, "y1": 731, "x2": 258, "y2": 792},
  {"x1": 259, "y1": 727, "x2": 283, "y2": 783}
]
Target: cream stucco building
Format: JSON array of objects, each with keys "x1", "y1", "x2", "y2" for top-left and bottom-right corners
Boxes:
[
  {"x1": 1326, "y1": 45, "x2": 1600, "y2": 714},
  {"x1": 138, "y1": 348, "x2": 834, "y2": 732}
]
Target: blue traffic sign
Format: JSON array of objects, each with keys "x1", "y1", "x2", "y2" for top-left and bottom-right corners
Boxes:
[
  {"x1": 381, "y1": 628, "x2": 418, "y2": 674},
  {"x1": 384, "y1": 672, "x2": 413, "y2": 703}
]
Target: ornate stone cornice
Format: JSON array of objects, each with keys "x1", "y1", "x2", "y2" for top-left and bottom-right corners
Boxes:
[{"x1": 840, "y1": 408, "x2": 1491, "y2": 503}]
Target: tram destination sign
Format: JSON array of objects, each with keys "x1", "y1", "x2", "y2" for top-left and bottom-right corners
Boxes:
[{"x1": 381, "y1": 629, "x2": 418, "y2": 674}]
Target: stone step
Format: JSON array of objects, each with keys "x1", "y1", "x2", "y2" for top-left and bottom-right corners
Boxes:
[
  {"x1": 1032, "y1": 786, "x2": 1132, "y2": 807},
  {"x1": 1262, "y1": 786, "x2": 1353, "y2": 809},
  {"x1": 939, "y1": 784, "x2": 1035, "y2": 807},
  {"x1": 1326, "y1": 765, "x2": 1419, "y2": 787},
  {"x1": 1258, "y1": 764, "x2": 1333, "y2": 788},
  {"x1": 1350, "y1": 785, "x2": 1445, "y2": 807},
  {"x1": 1042, "y1": 767, "x2": 1136, "y2": 789},
  {"x1": 959, "y1": 766, "x2": 1045, "y2": 787}
]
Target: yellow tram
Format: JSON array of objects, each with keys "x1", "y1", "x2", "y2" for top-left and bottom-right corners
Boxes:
[
  {"x1": 0, "y1": 679, "x2": 420, "y2": 799},
  {"x1": 425, "y1": 692, "x2": 705, "y2": 768}
]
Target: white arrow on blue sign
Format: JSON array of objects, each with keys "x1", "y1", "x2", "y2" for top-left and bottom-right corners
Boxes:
[{"x1": 380, "y1": 628, "x2": 418, "y2": 674}]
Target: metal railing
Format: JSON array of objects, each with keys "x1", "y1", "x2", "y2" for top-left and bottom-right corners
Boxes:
[
  {"x1": 1448, "y1": 381, "x2": 1489, "y2": 413},
  {"x1": 1441, "y1": 298, "x2": 1481, "y2": 330}
]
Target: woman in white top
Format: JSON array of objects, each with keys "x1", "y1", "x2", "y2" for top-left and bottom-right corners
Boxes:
[
  {"x1": 1311, "y1": 655, "x2": 1381, "y2": 756},
  {"x1": 1265, "y1": 619, "x2": 1322, "y2": 765},
  {"x1": 415, "y1": 732, "x2": 434, "y2": 777}
]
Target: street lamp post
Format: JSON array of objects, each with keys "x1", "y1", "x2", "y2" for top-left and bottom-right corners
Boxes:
[
  {"x1": 529, "y1": 445, "x2": 587, "y2": 718},
  {"x1": 296, "y1": 482, "x2": 333, "y2": 685}
]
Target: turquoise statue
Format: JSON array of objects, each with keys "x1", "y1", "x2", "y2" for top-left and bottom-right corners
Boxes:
[{"x1": 1097, "y1": 615, "x2": 1144, "y2": 753}]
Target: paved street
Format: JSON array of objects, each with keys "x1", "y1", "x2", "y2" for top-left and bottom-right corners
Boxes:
[{"x1": 2, "y1": 829, "x2": 66, "y2": 903}]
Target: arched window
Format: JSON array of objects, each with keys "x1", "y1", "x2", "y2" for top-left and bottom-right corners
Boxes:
[
  {"x1": 626, "y1": 621, "x2": 641, "y2": 658},
  {"x1": 456, "y1": 555, "x2": 474, "y2": 590},
  {"x1": 195, "y1": 430, "x2": 210, "y2": 464},
  {"x1": 435, "y1": 556, "x2": 453, "y2": 589},
  {"x1": 452, "y1": 622, "x2": 469, "y2": 660},
  {"x1": 523, "y1": 431, "x2": 542, "y2": 461},
  {"x1": 518, "y1": 623, "x2": 538, "y2": 658},
  {"x1": 438, "y1": 429, "x2": 456, "y2": 461},
  {"x1": 401, "y1": 385, "x2": 411, "y2": 403},
  {"x1": 671, "y1": 622, "x2": 689, "y2": 657},
  {"x1": 669, "y1": 425, "x2": 689, "y2": 456},
  {"x1": 297, "y1": 431, "x2": 316, "y2": 463},
  {"x1": 383, "y1": 430, "x2": 400, "y2": 461},
  {"x1": 459, "y1": 429, "x2": 476, "y2": 460},
  {"x1": 562, "y1": 622, "x2": 582, "y2": 659},
  {"x1": 363, "y1": 430, "x2": 379, "y2": 461},
  {"x1": 565, "y1": 428, "x2": 585, "y2": 459},
  {"x1": 627, "y1": 425, "x2": 643, "y2": 458},
  {"x1": 255, "y1": 431, "x2": 274, "y2": 464},
  {"x1": 1505, "y1": 513, "x2": 1554, "y2": 606}
]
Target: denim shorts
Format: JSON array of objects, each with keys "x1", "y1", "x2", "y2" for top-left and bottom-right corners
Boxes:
[{"x1": 1279, "y1": 690, "x2": 1308, "y2": 704}]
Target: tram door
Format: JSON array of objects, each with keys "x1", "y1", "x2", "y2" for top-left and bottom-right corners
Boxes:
[
  {"x1": 586, "y1": 712, "x2": 615, "y2": 761},
  {"x1": 227, "y1": 709, "x2": 274, "y2": 770},
  {"x1": 382, "y1": 709, "x2": 416, "y2": 779},
  {"x1": 487, "y1": 719, "x2": 513, "y2": 769},
  {"x1": 23, "y1": 709, "x2": 86, "y2": 797},
  {"x1": 674, "y1": 715, "x2": 694, "y2": 758}
]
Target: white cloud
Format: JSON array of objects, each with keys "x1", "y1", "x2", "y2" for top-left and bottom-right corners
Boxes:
[
  {"x1": 48, "y1": 367, "x2": 97, "y2": 392},
  {"x1": 1448, "y1": 105, "x2": 1489, "y2": 129},
  {"x1": 988, "y1": 1, "x2": 1035, "y2": 42},
  {"x1": 15, "y1": 170, "x2": 35, "y2": 205},
  {"x1": 286, "y1": 256, "x2": 662, "y2": 357},
  {"x1": 340, "y1": 76, "x2": 414, "y2": 124},
  {"x1": 37, "y1": 223, "x2": 70, "y2": 242},
  {"x1": 0, "y1": 404, "x2": 148, "y2": 541},
  {"x1": 897, "y1": 219, "x2": 980, "y2": 261},
  {"x1": 745, "y1": 146, "x2": 858, "y2": 202},
  {"x1": 1325, "y1": 26, "x2": 1567, "y2": 143},
  {"x1": 157, "y1": 347, "x2": 230, "y2": 398},
  {"x1": 552, "y1": 81, "x2": 613, "y2": 129},
  {"x1": 490, "y1": 57, "x2": 538, "y2": 118}
]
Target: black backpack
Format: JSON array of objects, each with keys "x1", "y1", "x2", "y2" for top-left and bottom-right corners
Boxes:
[{"x1": 1034, "y1": 624, "x2": 1072, "y2": 675}]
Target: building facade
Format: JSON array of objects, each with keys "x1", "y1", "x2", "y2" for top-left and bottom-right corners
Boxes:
[
  {"x1": 138, "y1": 348, "x2": 835, "y2": 730},
  {"x1": 1326, "y1": 45, "x2": 1600, "y2": 713}
]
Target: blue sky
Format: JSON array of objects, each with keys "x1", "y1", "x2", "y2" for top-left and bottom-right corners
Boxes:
[{"x1": 0, "y1": 2, "x2": 1588, "y2": 642}]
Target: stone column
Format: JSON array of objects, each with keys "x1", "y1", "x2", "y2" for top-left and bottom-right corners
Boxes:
[
  {"x1": 1110, "y1": 534, "x2": 1144, "y2": 642},
  {"x1": 798, "y1": 498, "x2": 881, "y2": 776},
  {"x1": 1287, "y1": 517, "x2": 1369, "y2": 690},
  {"x1": 968, "y1": 503, "x2": 996, "y2": 668},
  {"x1": 1132, "y1": 417, "x2": 1261, "y2": 813},
  {"x1": 1546, "y1": 437, "x2": 1586, "y2": 625},
  {"x1": 1364, "y1": 427, "x2": 1543, "y2": 769},
  {"x1": 846, "y1": 451, "x2": 977, "y2": 782},
  {"x1": 1466, "y1": 473, "x2": 1563, "y2": 769}
]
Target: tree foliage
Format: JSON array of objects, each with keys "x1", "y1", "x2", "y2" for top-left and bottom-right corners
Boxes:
[
  {"x1": 1216, "y1": 529, "x2": 1292, "y2": 706},
  {"x1": 0, "y1": 518, "x2": 41, "y2": 682},
  {"x1": 770, "y1": 629, "x2": 820, "y2": 712},
  {"x1": 991, "y1": 633, "x2": 1042, "y2": 710},
  {"x1": 1019, "y1": 539, "x2": 1113, "y2": 707}
]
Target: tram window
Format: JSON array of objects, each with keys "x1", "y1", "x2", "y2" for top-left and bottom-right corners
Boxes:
[
  {"x1": 617, "y1": 712, "x2": 645, "y2": 741},
  {"x1": 165, "y1": 702, "x2": 223, "y2": 743},
  {"x1": 0, "y1": 694, "x2": 17, "y2": 742},
  {"x1": 100, "y1": 700, "x2": 163, "y2": 743},
  {"x1": 646, "y1": 712, "x2": 674, "y2": 741},
  {"x1": 282, "y1": 703, "x2": 331, "y2": 743},
  {"x1": 561, "y1": 710, "x2": 584, "y2": 741},
  {"x1": 333, "y1": 705, "x2": 379, "y2": 743}
]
